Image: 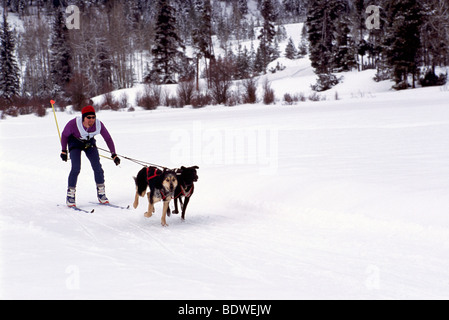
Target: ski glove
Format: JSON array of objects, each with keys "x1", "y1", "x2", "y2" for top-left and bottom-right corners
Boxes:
[
  {"x1": 112, "y1": 154, "x2": 121, "y2": 166},
  {"x1": 61, "y1": 151, "x2": 68, "y2": 162}
]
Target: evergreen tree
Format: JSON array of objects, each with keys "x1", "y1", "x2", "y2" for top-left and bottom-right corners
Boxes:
[
  {"x1": 258, "y1": 0, "x2": 277, "y2": 73},
  {"x1": 307, "y1": 0, "x2": 350, "y2": 90},
  {"x1": 297, "y1": 23, "x2": 308, "y2": 57},
  {"x1": 235, "y1": 45, "x2": 252, "y2": 79},
  {"x1": 307, "y1": 0, "x2": 332, "y2": 74},
  {"x1": 238, "y1": 0, "x2": 249, "y2": 15},
  {"x1": 333, "y1": 15, "x2": 357, "y2": 72},
  {"x1": 383, "y1": 0, "x2": 422, "y2": 88},
  {"x1": 149, "y1": 0, "x2": 185, "y2": 84},
  {"x1": 192, "y1": 0, "x2": 214, "y2": 72},
  {"x1": 49, "y1": 7, "x2": 72, "y2": 98},
  {"x1": 285, "y1": 37, "x2": 297, "y2": 59},
  {"x1": 0, "y1": 13, "x2": 20, "y2": 101},
  {"x1": 253, "y1": 46, "x2": 265, "y2": 74},
  {"x1": 7, "y1": 0, "x2": 27, "y2": 16},
  {"x1": 192, "y1": 0, "x2": 215, "y2": 89},
  {"x1": 307, "y1": 0, "x2": 348, "y2": 73},
  {"x1": 272, "y1": 37, "x2": 281, "y2": 61},
  {"x1": 352, "y1": 0, "x2": 368, "y2": 41},
  {"x1": 283, "y1": 0, "x2": 308, "y2": 18}
]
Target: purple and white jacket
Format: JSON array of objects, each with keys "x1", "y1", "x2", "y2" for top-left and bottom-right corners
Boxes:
[{"x1": 61, "y1": 117, "x2": 116, "y2": 154}]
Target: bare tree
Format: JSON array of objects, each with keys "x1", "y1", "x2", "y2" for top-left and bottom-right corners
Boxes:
[
  {"x1": 177, "y1": 80, "x2": 195, "y2": 107},
  {"x1": 242, "y1": 77, "x2": 258, "y2": 104},
  {"x1": 421, "y1": 0, "x2": 449, "y2": 69},
  {"x1": 18, "y1": 17, "x2": 51, "y2": 97},
  {"x1": 209, "y1": 56, "x2": 235, "y2": 104}
]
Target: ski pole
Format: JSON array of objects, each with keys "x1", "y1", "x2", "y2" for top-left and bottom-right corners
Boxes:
[
  {"x1": 50, "y1": 100, "x2": 62, "y2": 142},
  {"x1": 51, "y1": 100, "x2": 71, "y2": 162}
]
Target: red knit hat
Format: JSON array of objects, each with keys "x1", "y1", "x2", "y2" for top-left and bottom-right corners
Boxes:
[{"x1": 82, "y1": 106, "x2": 96, "y2": 119}]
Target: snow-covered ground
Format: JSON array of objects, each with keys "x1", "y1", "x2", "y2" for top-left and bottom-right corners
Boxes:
[
  {"x1": 1, "y1": 65, "x2": 449, "y2": 299},
  {"x1": 1, "y1": 8, "x2": 449, "y2": 298}
]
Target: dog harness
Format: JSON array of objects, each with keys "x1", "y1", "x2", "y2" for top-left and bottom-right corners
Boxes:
[
  {"x1": 146, "y1": 167, "x2": 174, "y2": 201},
  {"x1": 175, "y1": 184, "x2": 194, "y2": 199},
  {"x1": 146, "y1": 167, "x2": 160, "y2": 181},
  {"x1": 159, "y1": 188, "x2": 174, "y2": 201}
]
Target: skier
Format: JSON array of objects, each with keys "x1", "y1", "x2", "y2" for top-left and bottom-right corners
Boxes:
[{"x1": 60, "y1": 106, "x2": 120, "y2": 207}]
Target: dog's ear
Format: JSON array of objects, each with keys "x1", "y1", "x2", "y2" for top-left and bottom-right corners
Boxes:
[
  {"x1": 181, "y1": 166, "x2": 186, "y2": 170},
  {"x1": 193, "y1": 166, "x2": 199, "y2": 169}
]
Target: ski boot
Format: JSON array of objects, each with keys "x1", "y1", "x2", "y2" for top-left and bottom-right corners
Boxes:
[
  {"x1": 96, "y1": 183, "x2": 109, "y2": 204},
  {"x1": 66, "y1": 187, "x2": 76, "y2": 207}
]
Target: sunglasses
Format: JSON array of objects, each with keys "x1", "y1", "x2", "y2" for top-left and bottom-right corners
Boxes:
[{"x1": 86, "y1": 116, "x2": 96, "y2": 120}]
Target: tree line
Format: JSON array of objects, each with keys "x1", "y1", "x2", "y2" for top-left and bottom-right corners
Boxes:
[
  {"x1": 307, "y1": 0, "x2": 449, "y2": 90},
  {"x1": 1, "y1": 0, "x2": 449, "y2": 116},
  {"x1": 1, "y1": 0, "x2": 293, "y2": 110}
]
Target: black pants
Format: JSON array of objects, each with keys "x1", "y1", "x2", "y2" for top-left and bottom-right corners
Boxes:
[{"x1": 68, "y1": 147, "x2": 104, "y2": 188}]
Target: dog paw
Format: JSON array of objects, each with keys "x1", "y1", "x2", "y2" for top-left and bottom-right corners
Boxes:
[
  {"x1": 144, "y1": 212, "x2": 153, "y2": 218},
  {"x1": 161, "y1": 222, "x2": 169, "y2": 227}
]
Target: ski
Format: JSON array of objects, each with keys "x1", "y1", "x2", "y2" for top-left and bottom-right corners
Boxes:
[
  {"x1": 70, "y1": 206, "x2": 95, "y2": 213},
  {"x1": 89, "y1": 202, "x2": 130, "y2": 210},
  {"x1": 58, "y1": 204, "x2": 94, "y2": 213}
]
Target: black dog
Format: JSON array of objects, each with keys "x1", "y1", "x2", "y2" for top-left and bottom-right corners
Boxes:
[
  {"x1": 172, "y1": 166, "x2": 199, "y2": 220},
  {"x1": 133, "y1": 166, "x2": 178, "y2": 227}
]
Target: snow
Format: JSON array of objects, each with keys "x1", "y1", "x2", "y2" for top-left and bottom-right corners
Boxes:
[
  {"x1": 0, "y1": 8, "x2": 24, "y2": 33},
  {"x1": 1, "y1": 11, "x2": 449, "y2": 298},
  {"x1": 2, "y1": 68, "x2": 449, "y2": 299}
]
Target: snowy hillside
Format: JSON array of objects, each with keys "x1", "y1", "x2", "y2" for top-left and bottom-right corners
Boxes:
[{"x1": 2, "y1": 62, "x2": 449, "y2": 299}]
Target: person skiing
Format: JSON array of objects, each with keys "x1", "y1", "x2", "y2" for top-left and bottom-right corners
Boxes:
[{"x1": 60, "y1": 106, "x2": 120, "y2": 207}]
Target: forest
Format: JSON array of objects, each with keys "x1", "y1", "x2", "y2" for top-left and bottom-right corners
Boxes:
[{"x1": 0, "y1": 0, "x2": 448, "y2": 115}]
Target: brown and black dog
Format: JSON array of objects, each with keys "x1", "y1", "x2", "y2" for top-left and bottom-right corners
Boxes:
[
  {"x1": 133, "y1": 166, "x2": 178, "y2": 227},
  {"x1": 172, "y1": 166, "x2": 199, "y2": 220}
]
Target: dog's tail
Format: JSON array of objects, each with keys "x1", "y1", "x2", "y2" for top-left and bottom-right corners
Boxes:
[{"x1": 134, "y1": 176, "x2": 147, "y2": 197}]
